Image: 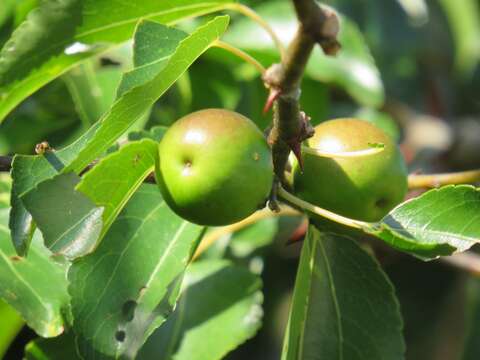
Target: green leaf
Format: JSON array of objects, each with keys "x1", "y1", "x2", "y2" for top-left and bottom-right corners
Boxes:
[
  {"x1": 229, "y1": 217, "x2": 279, "y2": 258},
  {"x1": 116, "y1": 21, "x2": 188, "y2": 97},
  {"x1": 128, "y1": 126, "x2": 168, "y2": 142},
  {"x1": 76, "y1": 139, "x2": 158, "y2": 238},
  {"x1": 68, "y1": 184, "x2": 203, "y2": 359},
  {"x1": 21, "y1": 173, "x2": 104, "y2": 258},
  {"x1": 8, "y1": 123, "x2": 100, "y2": 255},
  {"x1": 63, "y1": 60, "x2": 123, "y2": 127},
  {"x1": 439, "y1": 0, "x2": 480, "y2": 75},
  {"x1": 0, "y1": 173, "x2": 11, "y2": 208},
  {"x1": 0, "y1": 209, "x2": 70, "y2": 337},
  {"x1": 65, "y1": 15, "x2": 229, "y2": 174},
  {"x1": 282, "y1": 227, "x2": 405, "y2": 360},
  {"x1": 25, "y1": 333, "x2": 80, "y2": 360},
  {"x1": 0, "y1": 0, "x2": 15, "y2": 26},
  {"x1": 0, "y1": 0, "x2": 235, "y2": 122},
  {"x1": 369, "y1": 185, "x2": 480, "y2": 260},
  {"x1": 395, "y1": 0, "x2": 428, "y2": 25},
  {"x1": 0, "y1": 299, "x2": 24, "y2": 359},
  {"x1": 223, "y1": 2, "x2": 384, "y2": 107},
  {"x1": 8, "y1": 192, "x2": 35, "y2": 256},
  {"x1": 7, "y1": 16, "x2": 228, "y2": 254},
  {"x1": 138, "y1": 260, "x2": 263, "y2": 360},
  {"x1": 308, "y1": 16, "x2": 385, "y2": 108},
  {"x1": 463, "y1": 278, "x2": 480, "y2": 360}
]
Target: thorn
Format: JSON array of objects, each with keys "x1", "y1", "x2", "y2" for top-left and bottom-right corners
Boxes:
[
  {"x1": 288, "y1": 140, "x2": 304, "y2": 172},
  {"x1": 263, "y1": 88, "x2": 281, "y2": 114}
]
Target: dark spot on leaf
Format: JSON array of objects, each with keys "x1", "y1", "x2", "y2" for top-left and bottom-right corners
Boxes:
[
  {"x1": 139, "y1": 286, "x2": 147, "y2": 297},
  {"x1": 122, "y1": 300, "x2": 137, "y2": 322},
  {"x1": 132, "y1": 154, "x2": 142, "y2": 165},
  {"x1": 10, "y1": 256, "x2": 22, "y2": 261},
  {"x1": 115, "y1": 330, "x2": 126, "y2": 342}
]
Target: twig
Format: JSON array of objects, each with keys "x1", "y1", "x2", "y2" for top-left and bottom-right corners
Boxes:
[
  {"x1": 221, "y1": 3, "x2": 286, "y2": 60},
  {"x1": 440, "y1": 252, "x2": 480, "y2": 277},
  {"x1": 277, "y1": 186, "x2": 372, "y2": 230},
  {"x1": 212, "y1": 40, "x2": 266, "y2": 74},
  {"x1": 408, "y1": 169, "x2": 480, "y2": 189},
  {"x1": 0, "y1": 156, "x2": 12, "y2": 172},
  {"x1": 192, "y1": 206, "x2": 301, "y2": 260},
  {"x1": 263, "y1": 0, "x2": 340, "y2": 184}
]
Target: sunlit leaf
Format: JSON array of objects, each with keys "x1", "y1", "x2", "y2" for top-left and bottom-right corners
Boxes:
[
  {"x1": 370, "y1": 185, "x2": 480, "y2": 260},
  {"x1": 0, "y1": 0, "x2": 235, "y2": 121},
  {"x1": 439, "y1": 0, "x2": 480, "y2": 75},
  {"x1": 0, "y1": 300, "x2": 24, "y2": 359},
  {"x1": 8, "y1": 122, "x2": 100, "y2": 255},
  {"x1": 65, "y1": 16, "x2": 229, "y2": 173},
  {"x1": 0, "y1": 209, "x2": 70, "y2": 337},
  {"x1": 282, "y1": 227, "x2": 405, "y2": 359},
  {"x1": 69, "y1": 185, "x2": 203, "y2": 358},
  {"x1": 139, "y1": 260, "x2": 263, "y2": 360},
  {"x1": 76, "y1": 139, "x2": 158, "y2": 238}
]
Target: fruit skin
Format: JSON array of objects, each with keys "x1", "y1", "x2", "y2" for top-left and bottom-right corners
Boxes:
[
  {"x1": 156, "y1": 108, "x2": 273, "y2": 226},
  {"x1": 292, "y1": 118, "x2": 408, "y2": 222}
]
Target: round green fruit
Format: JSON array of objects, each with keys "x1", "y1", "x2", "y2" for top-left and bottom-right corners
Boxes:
[
  {"x1": 156, "y1": 108, "x2": 273, "y2": 226},
  {"x1": 292, "y1": 118, "x2": 408, "y2": 222}
]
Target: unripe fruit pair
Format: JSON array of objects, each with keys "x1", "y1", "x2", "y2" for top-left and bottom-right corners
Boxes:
[{"x1": 156, "y1": 109, "x2": 408, "y2": 226}]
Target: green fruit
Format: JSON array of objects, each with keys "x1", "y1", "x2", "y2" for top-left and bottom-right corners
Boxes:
[
  {"x1": 156, "y1": 109, "x2": 273, "y2": 226},
  {"x1": 292, "y1": 118, "x2": 408, "y2": 222}
]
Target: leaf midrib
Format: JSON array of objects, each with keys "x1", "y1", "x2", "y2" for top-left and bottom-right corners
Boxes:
[
  {"x1": 317, "y1": 236, "x2": 344, "y2": 360},
  {"x1": 0, "y1": 2, "x2": 224, "y2": 83},
  {"x1": 79, "y1": 201, "x2": 167, "y2": 328}
]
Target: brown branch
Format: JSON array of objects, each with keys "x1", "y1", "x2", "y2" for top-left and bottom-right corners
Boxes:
[
  {"x1": 192, "y1": 206, "x2": 301, "y2": 261},
  {"x1": 0, "y1": 156, "x2": 12, "y2": 172},
  {"x1": 440, "y1": 252, "x2": 480, "y2": 277},
  {"x1": 263, "y1": 0, "x2": 340, "y2": 186},
  {"x1": 408, "y1": 169, "x2": 480, "y2": 189}
]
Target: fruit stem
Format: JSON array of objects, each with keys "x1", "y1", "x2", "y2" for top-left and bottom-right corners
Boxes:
[
  {"x1": 212, "y1": 40, "x2": 266, "y2": 74},
  {"x1": 192, "y1": 206, "x2": 300, "y2": 260},
  {"x1": 408, "y1": 169, "x2": 480, "y2": 189},
  {"x1": 277, "y1": 186, "x2": 373, "y2": 230},
  {"x1": 301, "y1": 144, "x2": 384, "y2": 159},
  {"x1": 221, "y1": 3, "x2": 286, "y2": 60}
]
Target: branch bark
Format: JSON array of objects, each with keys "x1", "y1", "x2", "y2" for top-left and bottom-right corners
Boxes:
[
  {"x1": 0, "y1": 156, "x2": 12, "y2": 172},
  {"x1": 408, "y1": 169, "x2": 480, "y2": 189},
  {"x1": 263, "y1": 0, "x2": 340, "y2": 187}
]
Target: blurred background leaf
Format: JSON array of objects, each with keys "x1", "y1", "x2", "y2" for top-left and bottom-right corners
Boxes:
[
  {"x1": 0, "y1": 300, "x2": 24, "y2": 359},
  {"x1": 139, "y1": 260, "x2": 263, "y2": 360}
]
